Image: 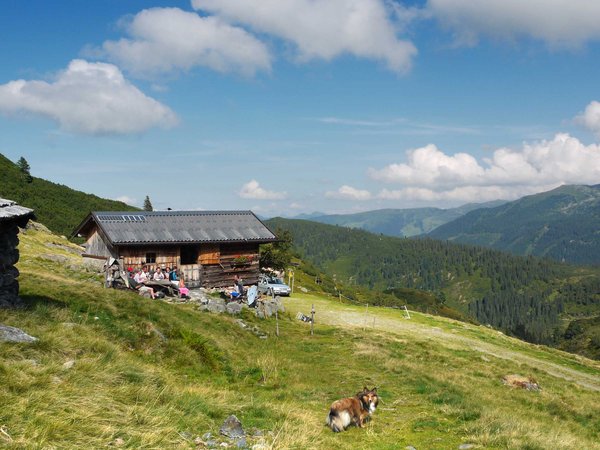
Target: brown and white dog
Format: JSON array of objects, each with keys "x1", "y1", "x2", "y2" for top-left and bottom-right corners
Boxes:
[{"x1": 326, "y1": 387, "x2": 379, "y2": 432}]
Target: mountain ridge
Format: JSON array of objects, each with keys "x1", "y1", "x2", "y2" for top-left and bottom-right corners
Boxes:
[
  {"x1": 0, "y1": 153, "x2": 138, "y2": 237},
  {"x1": 302, "y1": 200, "x2": 506, "y2": 237},
  {"x1": 428, "y1": 184, "x2": 600, "y2": 266}
]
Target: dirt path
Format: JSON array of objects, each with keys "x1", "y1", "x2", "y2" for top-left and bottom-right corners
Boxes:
[{"x1": 290, "y1": 299, "x2": 600, "y2": 392}]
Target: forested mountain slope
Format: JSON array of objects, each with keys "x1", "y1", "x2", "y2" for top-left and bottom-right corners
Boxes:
[
  {"x1": 308, "y1": 201, "x2": 505, "y2": 237},
  {"x1": 0, "y1": 153, "x2": 137, "y2": 236},
  {"x1": 267, "y1": 218, "x2": 600, "y2": 359},
  {"x1": 428, "y1": 184, "x2": 600, "y2": 266}
]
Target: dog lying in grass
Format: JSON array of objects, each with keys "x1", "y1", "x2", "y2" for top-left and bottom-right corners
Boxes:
[{"x1": 326, "y1": 387, "x2": 379, "y2": 432}]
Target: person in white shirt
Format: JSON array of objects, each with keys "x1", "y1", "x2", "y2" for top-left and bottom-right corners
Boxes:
[
  {"x1": 134, "y1": 267, "x2": 149, "y2": 283},
  {"x1": 153, "y1": 267, "x2": 165, "y2": 281}
]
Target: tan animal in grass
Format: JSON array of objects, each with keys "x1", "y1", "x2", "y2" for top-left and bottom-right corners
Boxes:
[{"x1": 326, "y1": 387, "x2": 379, "y2": 432}]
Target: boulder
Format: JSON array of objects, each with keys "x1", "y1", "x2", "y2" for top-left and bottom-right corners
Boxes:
[
  {"x1": 226, "y1": 303, "x2": 243, "y2": 315},
  {"x1": 0, "y1": 324, "x2": 38, "y2": 343},
  {"x1": 255, "y1": 296, "x2": 285, "y2": 318},
  {"x1": 220, "y1": 415, "x2": 244, "y2": 439},
  {"x1": 207, "y1": 298, "x2": 226, "y2": 314},
  {"x1": 25, "y1": 221, "x2": 50, "y2": 233}
]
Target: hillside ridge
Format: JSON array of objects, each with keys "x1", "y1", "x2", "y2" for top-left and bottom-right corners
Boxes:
[
  {"x1": 429, "y1": 184, "x2": 600, "y2": 266},
  {"x1": 0, "y1": 153, "x2": 138, "y2": 236},
  {"x1": 305, "y1": 200, "x2": 505, "y2": 237}
]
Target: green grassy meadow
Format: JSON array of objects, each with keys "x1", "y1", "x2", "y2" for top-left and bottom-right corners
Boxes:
[{"x1": 1, "y1": 227, "x2": 599, "y2": 449}]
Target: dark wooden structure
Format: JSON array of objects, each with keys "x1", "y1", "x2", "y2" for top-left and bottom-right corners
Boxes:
[
  {"x1": 0, "y1": 198, "x2": 35, "y2": 307},
  {"x1": 72, "y1": 211, "x2": 276, "y2": 288}
]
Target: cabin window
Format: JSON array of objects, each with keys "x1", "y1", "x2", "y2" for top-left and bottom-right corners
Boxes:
[
  {"x1": 146, "y1": 252, "x2": 156, "y2": 263},
  {"x1": 181, "y1": 245, "x2": 199, "y2": 265}
]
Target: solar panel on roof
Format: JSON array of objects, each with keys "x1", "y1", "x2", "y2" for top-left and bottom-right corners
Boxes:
[
  {"x1": 97, "y1": 214, "x2": 146, "y2": 222},
  {"x1": 97, "y1": 215, "x2": 125, "y2": 221},
  {"x1": 123, "y1": 215, "x2": 146, "y2": 222}
]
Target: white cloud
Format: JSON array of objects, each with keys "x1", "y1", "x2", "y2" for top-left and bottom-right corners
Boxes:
[
  {"x1": 368, "y1": 144, "x2": 485, "y2": 187},
  {"x1": 95, "y1": 7, "x2": 271, "y2": 77},
  {"x1": 369, "y1": 134, "x2": 600, "y2": 202},
  {"x1": 193, "y1": 0, "x2": 417, "y2": 73},
  {"x1": 115, "y1": 195, "x2": 137, "y2": 205},
  {"x1": 326, "y1": 185, "x2": 373, "y2": 201},
  {"x1": 575, "y1": 101, "x2": 600, "y2": 136},
  {"x1": 427, "y1": 0, "x2": 600, "y2": 47},
  {"x1": 239, "y1": 180, "x2": 287, "y2": 200},
  {"x1": 376, "y1": 185, "x2": 547, "y2": 203},
  {"x1": 0, "y1": 59, "x2": 177, "y2": 135}
]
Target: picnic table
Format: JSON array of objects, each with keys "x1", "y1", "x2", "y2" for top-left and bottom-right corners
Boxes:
[{"x1": 143, "y1": 280, "x2": 179, "y2": 297}]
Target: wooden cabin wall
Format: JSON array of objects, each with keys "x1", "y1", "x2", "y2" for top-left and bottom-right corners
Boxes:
[
  {"x1": 199, "y1": 244, "x2": 219, "y2": 264},
  {"x1": 200, "y1": 261, "x2": 260, "y2": 288},
  {"x1": 83, "y1": 228, "x2": 115, "y2": 258},
  {"x1": 119, "y1": 245, "x2": 179, "y2": 272},
  {"x1": 219, "y1": 243, "x2": 260, "y2": 265},
  {"x1": 199, "y1": 242, "x2": 261, "y2": 288}
]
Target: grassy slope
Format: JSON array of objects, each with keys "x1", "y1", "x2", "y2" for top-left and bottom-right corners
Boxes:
[
  {"x1": 0, "y1": 153, "x2": 138, "y2": 237},
  {"x1": 1, "y1": 228, "x2": 600, "y2": 449}
]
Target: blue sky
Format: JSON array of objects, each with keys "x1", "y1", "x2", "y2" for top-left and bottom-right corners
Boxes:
[{"x1": 1, "y1": 0, "x2": 600, "y2": 216}]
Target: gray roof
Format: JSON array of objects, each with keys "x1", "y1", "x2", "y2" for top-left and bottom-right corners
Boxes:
[
  {"x1": 75, "y1": 210, "x2": 277, "y2": 245},
  {"x1": 0, "y1": 198, "x2": 35, "y2": 224}
]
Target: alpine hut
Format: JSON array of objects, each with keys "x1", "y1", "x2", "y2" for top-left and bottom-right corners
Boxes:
[
  {"x1": 72, "y1": 211, "x2": 277, "y2": 288},
  {"x1": 0, "y1": 198, "x2": 35, "y2": 307}
]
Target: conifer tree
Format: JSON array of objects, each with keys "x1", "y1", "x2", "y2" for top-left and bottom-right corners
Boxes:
[
  {"x1": 17, "y1": 156, "x2": 33, "y2": 183},
  {"x1": 143, "y1": 195, "x2": 153, "y2": 211}
]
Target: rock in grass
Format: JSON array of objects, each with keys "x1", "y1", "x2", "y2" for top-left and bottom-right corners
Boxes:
[
  {"x1": 179, "y1": 431, "x2": 192, "y2": 440},
  {"x1": 207, "y1": 298, "x2": 227, "y2": 313},
  {"x1": 458, "y1": 445, "x2": 475, "y2": 450},
  {"x1": 226, "y1": 303, "x2": 242, "y2": 315},
  {"x1": 109, "y1": 437, "x2": 125, "y2": 447},
  {"x1": 220, "y1": 415, "x2": 244, "y2": 439},
  {"x1": 62, "y1": 359, "x2": 76, "y2": 370},
  {"x1": 251, "y1": 444, "x2": 268, "y2": 450},
  {"x1": 0, "y1": 324, "x2": 37, "y2": 343}
]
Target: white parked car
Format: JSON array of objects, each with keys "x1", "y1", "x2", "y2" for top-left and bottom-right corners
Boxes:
[{"x1": 258, "y1": 275, "x2": 291, "y2": 297}]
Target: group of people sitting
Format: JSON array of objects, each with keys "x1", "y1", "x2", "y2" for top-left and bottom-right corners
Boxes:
[{"x1": 128, "y1": 265, "x2": 189, "y2": 299}]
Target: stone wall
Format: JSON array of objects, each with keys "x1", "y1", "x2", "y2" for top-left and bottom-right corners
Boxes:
[{"x1": 0, "y1": 221, "x2": 22, "y2": 307}]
